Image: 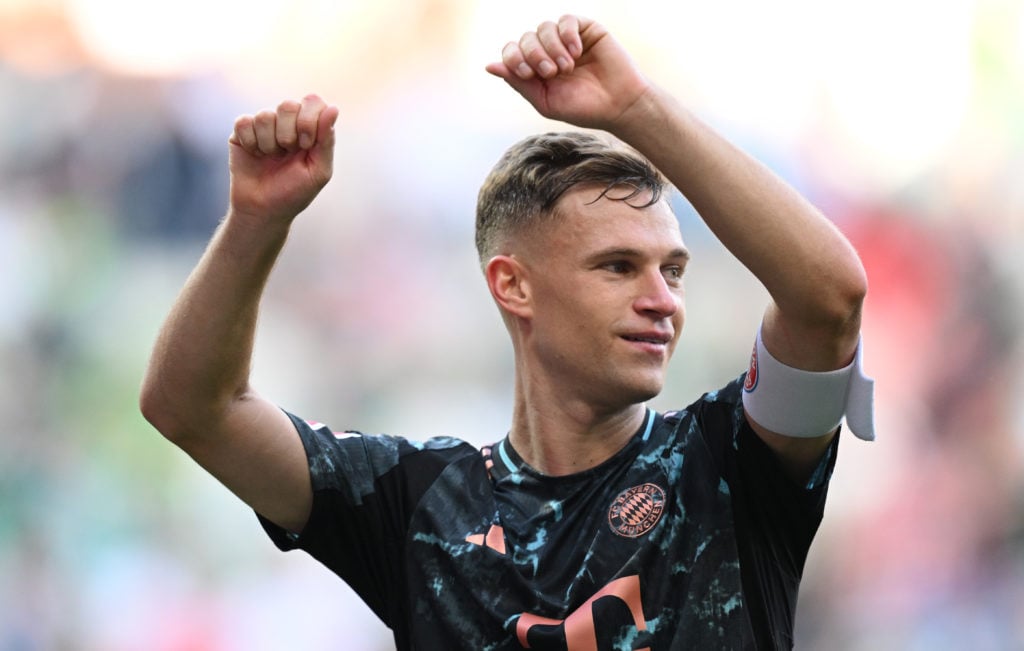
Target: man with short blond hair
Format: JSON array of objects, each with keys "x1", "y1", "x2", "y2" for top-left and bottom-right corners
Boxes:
[{"x1": 142, "y1": 15, "x2": 872, "y2": 649}]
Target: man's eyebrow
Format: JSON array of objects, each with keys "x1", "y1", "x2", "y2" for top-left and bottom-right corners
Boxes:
[
  {"x1": 583, "y1": 247, "x2": 640, "y2": 264},
  {"x1": 668, "y1": 247, "x2": 691, "y2": 263},
  {"x1": 584, "y1": 247, "x2": 691, "y2": 263}
]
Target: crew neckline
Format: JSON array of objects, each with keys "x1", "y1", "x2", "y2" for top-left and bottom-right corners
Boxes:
[{"x1": 491, "y1": 408, "x2": 658, "y2": 484}]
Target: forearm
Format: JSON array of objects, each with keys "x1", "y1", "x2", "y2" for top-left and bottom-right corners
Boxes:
[
  {"x1": 486, "y1": 15, "x2": 865, "y2": 362},
  {"x1": 614, "y1": 88, "x2": 866, "y2": 338},
  {"x1": 140, "y1": 211, "x2": 291, "y2": 439}
]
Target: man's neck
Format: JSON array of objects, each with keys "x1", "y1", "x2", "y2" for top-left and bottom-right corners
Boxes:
[{"x1": 507, "y1": 383, "x2": 648, "y2": 476}]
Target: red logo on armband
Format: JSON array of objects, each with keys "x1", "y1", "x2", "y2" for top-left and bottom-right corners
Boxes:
[{"x1": 744, "y1": 340, "x2": 759, "y2": 392}]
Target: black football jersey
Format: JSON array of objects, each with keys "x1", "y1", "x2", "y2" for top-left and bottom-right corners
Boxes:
[{"x1": 259, "y1": 377, "x2": 838, "y2": 650}]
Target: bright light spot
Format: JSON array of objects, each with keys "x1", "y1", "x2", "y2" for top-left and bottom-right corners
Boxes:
[
  {"x1": 1017, "y1": 4, "x2": 1024, "y2": 74},
  {"x1": 820, "y1": 0, "x2": 975, "y2": 188},
  {"x1": 66, "y1": 0, "x2": 284, "y2": 75},
  {"x1": 625, "y1": 0, "x2": 833, "y2": 141}
]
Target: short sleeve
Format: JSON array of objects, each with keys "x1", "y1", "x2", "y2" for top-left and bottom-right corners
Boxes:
[
  {"x1": 730, "y1": 419, "x2": 840, "y2": 650},
  {"x1": 256, "y1": 411, "x2": 475, "y2": 626},
  {"x1": 692, "y1": 378, "x2": 840, "y2": 650}
]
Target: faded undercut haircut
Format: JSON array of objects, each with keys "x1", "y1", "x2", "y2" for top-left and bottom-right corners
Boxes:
[{"x1": 475, "y1": 131, "x2": 669, "y2": 268}]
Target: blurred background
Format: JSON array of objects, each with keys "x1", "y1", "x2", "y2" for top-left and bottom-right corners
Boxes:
[{"x1": 1, "y1": 0, "x2": 1022, "y2": 648}]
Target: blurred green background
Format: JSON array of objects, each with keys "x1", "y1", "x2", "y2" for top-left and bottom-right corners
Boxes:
[{"x1": 1, "y1": 0, "x2": 1022, "y2": 649}]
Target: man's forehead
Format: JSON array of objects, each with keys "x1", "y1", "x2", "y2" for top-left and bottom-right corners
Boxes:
[
  {"x1": 555, "y1": 193, "x2": 684, "y2": 245},
  {"x1": 558, "y1": 183, "x2": 661, "y2": 208},
  {"x1": 504, "y1": 188, "x2": 685, "y2": 262}
]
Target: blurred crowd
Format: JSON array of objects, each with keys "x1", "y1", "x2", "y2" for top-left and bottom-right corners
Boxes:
[{"x1": 0, "y1": 1, "x2": 1021, "y2": 649}]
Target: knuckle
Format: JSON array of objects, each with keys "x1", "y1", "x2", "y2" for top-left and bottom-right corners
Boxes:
[
  {"x1": 295, "y1": 114, "x2": 318, "y2": 131},
  {"x1": 299, "y1": 92, "x2": 323, "y2": 106},
  {"x1": 519, "y1": 39, "x2": 540, "y2": 58},
  {"x1": 254, "y1": 109, "x2": 276, "y2": 125},
  {"x1": 278, "y1": 131, "x2": 298, "y2": 147}
]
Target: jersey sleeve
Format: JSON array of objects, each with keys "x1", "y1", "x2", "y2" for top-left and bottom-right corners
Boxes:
[
  {"x1": 256, "y1": 411, "x2": 475, "y2": 627},
  {"x1": 694, "y1": 377, "x2": 840, "y2": 649}
]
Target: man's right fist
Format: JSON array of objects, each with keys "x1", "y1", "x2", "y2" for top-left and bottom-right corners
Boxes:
[{"x1": 227, "y1": 94, "x2": 339, "y2": 225}]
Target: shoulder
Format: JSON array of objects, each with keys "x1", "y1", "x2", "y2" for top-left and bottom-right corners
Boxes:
[
  {"x1": 284, "y1": 412, "x2": 481, "y2": 493},
  {"x1": 647, "y1": 377, "x2": 748, "y2": 475},
  {"x1": 662, "y1": 376, "x2": 747, "y2": 435},
  {"x1": 288, "y1": 412, "x2": 476, "y2": 456}
]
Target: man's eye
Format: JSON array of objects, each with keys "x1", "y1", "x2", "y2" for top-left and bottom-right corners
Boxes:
[
  {"x1": 663, "y1": 266, "x2": 684, "y2": 280},
  {"x1": 603, "y1": 261, "x2": 630, "y2": 274}
]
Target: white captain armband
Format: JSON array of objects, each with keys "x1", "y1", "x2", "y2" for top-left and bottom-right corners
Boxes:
[{"x1": 741, "y1": 326, "x2": 875, "y2": 441}]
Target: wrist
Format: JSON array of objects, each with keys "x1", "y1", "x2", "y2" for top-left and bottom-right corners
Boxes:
[
  {"x1": 607, "y1": 82, "x2": 666, "y2": 133},
  {"x1": 224, "y1": 204, "x2": 295, "y2": 234},
  {"x1": 218, "y1": 207, "x2": 293, "y2": 260}
]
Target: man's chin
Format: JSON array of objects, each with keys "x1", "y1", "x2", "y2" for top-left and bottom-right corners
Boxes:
[
  {"x1": 583, "y1": 369, "x2": 666, "y2": 410},
  {"x1": 612, "y1": 381, "x2": 664, "y2": 408}
]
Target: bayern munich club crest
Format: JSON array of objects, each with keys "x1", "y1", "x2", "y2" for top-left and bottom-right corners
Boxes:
[
  {"x1": 743, "y1": 339, "x2": 759, "y2": 392},
  {"x1": 608, "y1": 483, "x2": 666, "y2": 538}
]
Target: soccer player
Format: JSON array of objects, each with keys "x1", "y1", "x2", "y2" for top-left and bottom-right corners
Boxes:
[{"x1": 141, "y1": 15, "x2": 873, "y2": 649}]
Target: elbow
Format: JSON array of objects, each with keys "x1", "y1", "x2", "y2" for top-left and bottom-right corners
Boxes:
[
  {"x1": 784, "y1": 256, "x2": 866, "y2": 336},
  {"x1": 821, "y1": 258, "x2": 868, "y2": 334},
  {"x1": 139, "y1": 377, "x2": 181, "y2": 442},
  {"x1": 139, "y1": 375, "x2": 203, "y2": 445},
  {"x1": 140, "y1": 373, "x2": 242, "y2": 446},
  {"x1": 841, "y1": 256, "x2": 868, "y2": 316}
]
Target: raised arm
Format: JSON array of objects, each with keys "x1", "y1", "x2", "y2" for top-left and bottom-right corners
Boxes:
[
  {"x1": 140, "y1": 95, "x2": 339, "y2": 532},
  {"x1": 487, "y1": 16, "x2": 867, "y2": 478}
]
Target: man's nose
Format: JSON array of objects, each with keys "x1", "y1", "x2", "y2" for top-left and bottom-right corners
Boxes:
[{"x1": 633, "y1": 270, "x2": 680, "y2": 317}]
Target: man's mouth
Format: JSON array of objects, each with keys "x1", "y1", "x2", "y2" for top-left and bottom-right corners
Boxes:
[{"x1": 621, "y1": 333, "x2": 671, "y2": 345}]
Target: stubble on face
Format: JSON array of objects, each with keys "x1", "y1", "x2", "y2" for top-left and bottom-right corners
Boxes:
[{"x1": 509, "y1": 186, "x2": 687, "y2": 411}]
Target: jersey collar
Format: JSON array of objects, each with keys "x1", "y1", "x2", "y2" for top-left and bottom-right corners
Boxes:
[{"x1": 490, "y1": 408, "x2": 657, "y2": 482}]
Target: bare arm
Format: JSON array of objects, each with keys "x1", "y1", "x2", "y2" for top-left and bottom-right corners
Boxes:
[
  {"x1": 487, "y1": 16, "x2": 866, "y2": 479},
  {"x1": 140, "y1": 95, "x2": 339, "y2": 532},
  {"x1": 614, "y1": 91, "x2": 866, "y2": 477}
]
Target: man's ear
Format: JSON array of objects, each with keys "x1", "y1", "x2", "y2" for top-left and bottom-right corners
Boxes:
[{"x1": 485, "y1": 255, "x2": 532, "y2": 319}]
